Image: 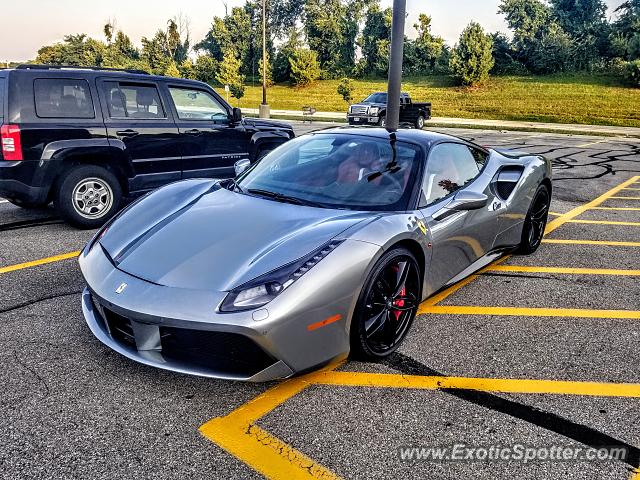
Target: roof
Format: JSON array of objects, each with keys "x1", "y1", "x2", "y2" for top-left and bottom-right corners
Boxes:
[{"x1": 312, "y1": 126, "x2": 461, "y2": 146}]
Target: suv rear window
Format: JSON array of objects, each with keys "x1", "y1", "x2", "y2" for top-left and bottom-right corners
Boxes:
[
  {"x1": 103, "y1": 82, "x2": 166, "y2": 119},
  {"x1": 34, "y1": 78, "x2": 95, "y2": 118}
]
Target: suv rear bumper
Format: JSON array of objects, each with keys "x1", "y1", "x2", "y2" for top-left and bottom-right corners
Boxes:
[{"x1": 0, "y1": 161, "x2": 49, "y2": 204}]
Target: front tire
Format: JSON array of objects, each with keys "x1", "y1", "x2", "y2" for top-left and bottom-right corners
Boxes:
[
  {"x1": 516, "y1": 184, "x2": 550, "y2": 255},
  {"x1": 415, "y1": 114, "x2": 426, "y2": 130},
  {"x1": 378, "y1": 116, "x2": 386, "y2": 128},
  {"x1": 351, "y1": 248, "x2": 421, "y2": 360},
  {"x1": 54, "y1": 165, "x2": 122, "y2": 229}
]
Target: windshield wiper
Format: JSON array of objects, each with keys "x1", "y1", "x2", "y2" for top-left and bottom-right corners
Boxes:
[{"x1": 247, "y1": 189, "x2": 324, "y2": 208}]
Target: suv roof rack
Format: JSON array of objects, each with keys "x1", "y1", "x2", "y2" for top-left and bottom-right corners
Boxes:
[{"x1": 16, "y1": 64, "x2": 150, "y2": 75}]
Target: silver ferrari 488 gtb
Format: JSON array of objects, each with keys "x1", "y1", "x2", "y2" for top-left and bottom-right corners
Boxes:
[{"x1": 79, "y1": 128, "x2": 552, "y2": 381}]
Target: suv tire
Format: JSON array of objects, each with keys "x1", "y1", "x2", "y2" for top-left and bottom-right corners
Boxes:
[{"x1": 54, "y1": 165, "x2": 122, "y2": 229}]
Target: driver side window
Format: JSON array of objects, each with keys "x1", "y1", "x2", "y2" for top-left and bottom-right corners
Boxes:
[
  {"x1": 421, "y1": 143, "x2": 480, "y2": 207},
  {"x1": 169, "y1": 87, "x2": 228, "y2": 121}
]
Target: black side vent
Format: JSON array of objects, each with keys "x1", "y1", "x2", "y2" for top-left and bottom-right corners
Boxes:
[{"x1": 494, "y1": 167, "x2": 524, "y2": 200}]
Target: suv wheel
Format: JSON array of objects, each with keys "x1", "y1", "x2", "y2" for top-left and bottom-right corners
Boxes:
[
  {"x1": 55, "y1": 165, "x2": 122, "y2": 229},
  {"x1": 415, "y1": 114, "x2": 426, "y2": 130}
]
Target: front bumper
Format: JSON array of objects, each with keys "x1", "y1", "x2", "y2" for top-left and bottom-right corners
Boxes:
[
  {"x1": 347, "y1": 115, "x2": 379, "y2": 124},
  {"x1": 79, "y1": 238, "x2": 380, "y2": 381}
]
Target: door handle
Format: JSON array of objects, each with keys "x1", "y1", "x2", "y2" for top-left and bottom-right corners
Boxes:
[
  {"x1": 184, "y1": 129, "x2": 202, "y2": 136},
  {"x1": 116, "y1": 129, "x2": 139, "y2": 138}
]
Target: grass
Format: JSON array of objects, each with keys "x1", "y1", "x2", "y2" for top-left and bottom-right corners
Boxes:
[{"x1": 216, "y1": 73, "x2": 640, "y2": 128}]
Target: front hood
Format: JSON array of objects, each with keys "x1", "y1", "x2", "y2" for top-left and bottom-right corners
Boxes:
[
  {"x1": 353, "y1": 103, "x2": 386, "y2": 109},
  {"x1": 243, "y1": 117, "x2": 293, "y2": 132},
  {"x1": 100, "y1": 182, "x2": 372, "y2": 292}
]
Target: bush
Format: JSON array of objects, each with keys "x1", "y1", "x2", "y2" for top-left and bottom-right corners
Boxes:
[
  {"x1": 625, "y1": 60, "x2": 640, "y2": 87},
  {"x1": 289, "y1": 48, "x2": 321, "y2": 87},
  {"x1": 216, "y1": 50, "x2": 245, "y2": 100},
  {"x1": 337, "y1": 78, "x2": 355, "y2": 103},
  {"x1": 450, "y1": 22, "x2": 495, "y2": 86}
]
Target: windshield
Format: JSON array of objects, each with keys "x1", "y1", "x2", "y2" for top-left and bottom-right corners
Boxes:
[
  {"x1": 364, "y1": 93, "x2": 387, "y2": 104},
  {"x1": 237, "y1": 134, "x2": 422, "y2": 211}
]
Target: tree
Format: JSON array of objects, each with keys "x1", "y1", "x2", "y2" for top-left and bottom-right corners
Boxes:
[
  {"x1": 164, "y1": 60, "x2": 182, "y2": 78},
  {"x1": 192, "y1": 55, "x2": 219, "y2": 84},
  {"x1": 550, "y1": 0, "x2": 606, "y2": 36},
  {"x1": 404, "y1": 13, "x2": 447, "y2": 75},
  {"x1": 337, "y1": 78, "x2": 355, "y2": 103},
  {"x1": 289, "y1": 48, "x2": 321, "y2": 87},
  {"x1": 357, "y1": 4, "x2": 392, "y2": 77},
  {"x1": 499, "y1": 0, "x2": 572, "y2": 73},
  {"x1": 625, "y1": 59, "x2": 640, "y2": 86},
  {"x1": 449, "y1": 22, "x2": 495, "y2": 86},
  {"x1": 141, "y1": 17, "x2": 191, "y2": 75},
  {"x1": 491, "y1": 33, "x2": 527, "y2": 74},
  {"x1": 273, "y1": 28, "x2": 303, "y2": 82},
  {"x1": 216, "y1": 49, "x2": 245, "y2": 100},
  {"x1": 36, "y1": 34, "x2": 106, "y2": 67}
]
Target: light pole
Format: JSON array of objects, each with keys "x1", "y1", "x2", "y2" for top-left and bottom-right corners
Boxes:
[
  {"x1": 259, "y1": 0, "x2": 271, "y2": 119},
  {"x1": 386, "y1": 0, "x2": 407, "y2": 131}
]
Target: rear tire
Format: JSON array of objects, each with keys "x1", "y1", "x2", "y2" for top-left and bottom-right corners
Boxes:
[
  {"x1": 54, "y1": 165, "x2": 122, "y2": 229},
  {"x1": 351, "y1": 248, "x2": 421, "y2": 360},
  {"x1": 516, "y1": 184, "x2": 550, "y2": 255}
]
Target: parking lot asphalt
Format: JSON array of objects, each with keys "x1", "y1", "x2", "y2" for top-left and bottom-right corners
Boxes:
[{"x1": 1, "y1": 122, "x2": 639, "y2": 480}]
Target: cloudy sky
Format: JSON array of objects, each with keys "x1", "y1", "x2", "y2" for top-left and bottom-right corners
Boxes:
[{"x1": 0, "y1": 0, "x2": 626, "y2": 61}]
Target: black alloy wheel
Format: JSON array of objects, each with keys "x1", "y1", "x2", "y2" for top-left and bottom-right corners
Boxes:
[
  {"x1": 352, "y1": 248, "x2": 421, "y2": 359},
  {"x1": 517, "y1": 184, "x2": 550, "y2": 255}
]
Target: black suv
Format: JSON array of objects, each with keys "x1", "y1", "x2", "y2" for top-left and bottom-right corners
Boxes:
[{"x1": 0, "y1": 65, "x2": 294, "y2": 228}]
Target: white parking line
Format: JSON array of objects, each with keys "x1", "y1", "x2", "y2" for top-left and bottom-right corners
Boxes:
[{"x1": 0, "y1": 200, "x2": 8, "y2": 204}]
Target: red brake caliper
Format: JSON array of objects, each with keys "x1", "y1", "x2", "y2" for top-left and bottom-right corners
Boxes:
[{"x1": 392, "y1": 286, "x2": 405, "y2": 321}]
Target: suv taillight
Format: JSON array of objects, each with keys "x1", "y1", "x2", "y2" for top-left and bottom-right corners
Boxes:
[{"x1": 1, "y1": 125, "x2": 23, "y2": 161}]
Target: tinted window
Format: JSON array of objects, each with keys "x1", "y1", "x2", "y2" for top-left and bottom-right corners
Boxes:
[
  {"x1": 469, "y1": 146, "x2": 489, "y2": 169},
  {"x1": 422, "y1": 143, "x2": 481, "y2": 206},
  {"x1": 237, "y1": 134, "x2": 421, "y2": 212},
  {"x1": 169, "y1": 87, "x2": 228, "y2": 121},
  {"x1": 104, "y1": 82, "x2": 165, "y2": 119},
  {"x1": 34, "y1": 78, "x2": 94, "y2": 118}
]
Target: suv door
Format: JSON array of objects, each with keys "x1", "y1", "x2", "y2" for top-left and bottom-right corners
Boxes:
[
  {"x1": 98, "y1": 79, "x2": 181, "y2": 192},
  {"x1": 166, "y1": 85, "x2": 250, "y2": 179},
  {"x1": 419, "y1": 142, "x2": 498, "y2": 291}
]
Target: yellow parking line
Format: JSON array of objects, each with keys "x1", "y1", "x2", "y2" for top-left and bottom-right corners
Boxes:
[
  {"x1": 590, "y1": 206, "x2": 640, "y2": 211},
  {"x1": 609, "y1": 196, "x2": 640, "y2": 200},
  {"x1": 199, "y1": 361, "x2": 345, "y2": 480},
  {"x1": 487, "y1": 265, "x2": 640, "y2": 276},
  {"x1": 314, "y1": 371, "x2": 640, "y2": 398},
  {"x1": 418, "y1": 305, "x2": 640, "y2": 320},
  {"x1": 548, "y1": 211, "x2": 563, "y2": 217},
  {"x1": 542, "y1": 239, "x2": 640, "y2": 247},
  {"x1": 566, "y1": 219, "x2": 640, "y2": 227},
  {"x1": 545, "y1": 176, "x2": 640, "y2": 235},
  {"x1": 0, "y1": 251, "x2": 80, "y2": 275}
]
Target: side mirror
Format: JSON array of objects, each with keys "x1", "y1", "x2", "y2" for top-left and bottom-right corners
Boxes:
[
  {"x1": 432, "y1": 191, "x2": 488, "y2": 221},
  {"x1": 231, "y1": 107, "x2": 242, "y2": 123},
  {"x1": 234, "y1": 158, "x2": 251, "y2": 177}
]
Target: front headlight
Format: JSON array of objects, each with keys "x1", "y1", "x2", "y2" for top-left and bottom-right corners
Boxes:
[
  {"x1": 220, "y1": 240, "x2": 343, "y2": 312},
  {"x1": 369, "y1": 107, "x2": 379, "y2": 115}
]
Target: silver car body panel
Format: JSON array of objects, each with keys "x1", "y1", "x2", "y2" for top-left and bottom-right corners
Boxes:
[{"x1": 79, "y1": 128, "x2": 552, "y2": 381}]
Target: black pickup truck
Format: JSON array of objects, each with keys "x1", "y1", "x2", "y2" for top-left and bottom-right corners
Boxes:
[
  {"x1": 0, "y1": 65, "x2": 294, "y2": 228},
  {"x1": 347, "y1": 92, "x2": 432, "y2": 129}
]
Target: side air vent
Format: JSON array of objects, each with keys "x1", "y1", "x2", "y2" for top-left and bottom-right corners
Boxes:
[{"x1": 493, "y1": 167, "x2": 524, "y2": 200}]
